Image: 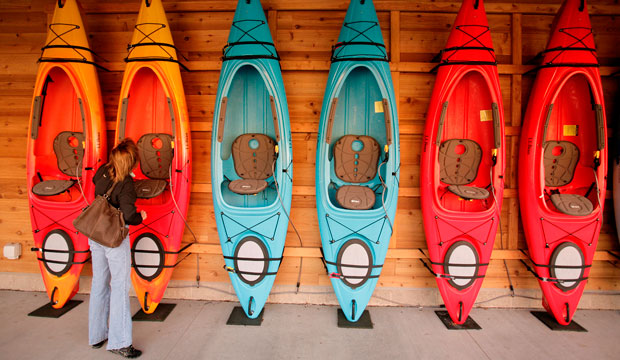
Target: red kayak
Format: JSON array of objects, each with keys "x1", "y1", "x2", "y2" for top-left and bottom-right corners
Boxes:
[
  {"x1": 27, "y1": 0, "x2": 106, "y2": 308},
  {"x1": 518, "y1": 0, "x2": 606, "y2": 325},
  {"x1": 116, "y1": 0, "x2": 192, "y2": 313},
  {"x1": 421, "y1": 0, "x2": 505, "y2": 324}
]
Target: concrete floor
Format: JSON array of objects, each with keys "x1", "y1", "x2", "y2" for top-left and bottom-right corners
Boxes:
[{"x1": 1, "y1": 290, "x2": 619, "y2": 360}]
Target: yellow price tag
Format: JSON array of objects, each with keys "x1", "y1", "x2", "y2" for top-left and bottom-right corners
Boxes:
[
  {"x1": 480, "y1": 109, "x2": 493, "y2": 122},
  {"x1": 563, "y1": 125, "x2": 578, "y2": 136},
  {"x1": 374, "y1": 101, "x2": 384, "y2": 113}
]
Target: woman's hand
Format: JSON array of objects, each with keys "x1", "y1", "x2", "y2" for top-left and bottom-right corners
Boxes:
[{"x1": 140, "y1": 210, "x2": 147, "y2": 220}]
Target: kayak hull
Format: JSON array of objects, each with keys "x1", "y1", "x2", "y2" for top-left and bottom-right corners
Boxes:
[
  {"x1": 518, "y1": 0, "x2": 606, "y2": 325},
  {"x1": 316, "y1": 0, "x2": 400, "y2": 323},
  {"x1": 421, "y1": 0, "x2": 505, "y2": 325},
  {"x1": 211, "y1": 0, "x2": 293, "y2": 319},
  {"x1": 116, "y1": 0, "x2": 192, "y2": 314},
  {"x1": 27, "y1": 0, "x2": 106, "y2": 309}
]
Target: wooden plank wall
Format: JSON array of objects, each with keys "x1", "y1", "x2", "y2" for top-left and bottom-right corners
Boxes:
[{"x1": 1, "y1": 0, "x2": 619, "y2": 295}]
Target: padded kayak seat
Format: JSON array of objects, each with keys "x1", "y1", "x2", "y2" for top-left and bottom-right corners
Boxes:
[
  {"x1": 439, "y1": 139, "x2": 489, "y2": 200},
  {"x1": 543, "y1": 141, "x2": 579, "y2": 187},
  {"x1": 543, "y1": 141, "x2": 593, "y2": 216},
  {"x1": 333, "y1": 135, "x2": 380, "y2": 210},
  {"x1": 32, "y1": 179, "x2": 75, "y2": 196},
  {"x1": 134, "y1": 179, "x2": 167, "y2": 199},
  {"x1": 134, "y1": 133, "x2": 173, "y2": 199},
  {"x1": 32, "y1": 131, "x2": 84, "y2": 196},
  {"x1": 550, "y1": 193, "x2": 593, "y2": 216},
  {"x1": 228, "y1": 133, "x2": 276, "y2": 195}
]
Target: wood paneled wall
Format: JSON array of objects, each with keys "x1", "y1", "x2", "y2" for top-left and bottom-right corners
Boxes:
[{"x1": 1, "y1": 0, "x2": 619, "y2": 294}]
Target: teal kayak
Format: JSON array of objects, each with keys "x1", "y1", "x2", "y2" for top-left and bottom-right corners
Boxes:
[
  {"x1": 316, "y1": 0, "x2": 400, "y2": 322},
  {"x1": 211, "y1": 0, "x2": 292, "y2": 319}
]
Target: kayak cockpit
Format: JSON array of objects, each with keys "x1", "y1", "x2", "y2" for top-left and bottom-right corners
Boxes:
[
  {"x1": 217, "y1": 65, "x2": 279, "y2": 208},
  {"x1": 325, "y1": 66, "x2": 391, "y2": 211},
  {"x1": 435, "y1": 70, "x2": 500, "y2": 213},
  {"x1": 30, "y1": 66, "x2": 86, "y2": 203},
  {"x1": 540, "y1": 73, "x2": 604, "y2": 216}
]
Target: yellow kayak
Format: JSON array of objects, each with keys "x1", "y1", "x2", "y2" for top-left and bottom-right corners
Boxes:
[{"x1": 27, "y1": 0, "x2": 107, "y2": 308}]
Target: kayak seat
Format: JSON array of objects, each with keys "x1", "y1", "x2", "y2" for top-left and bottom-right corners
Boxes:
[
  {"x1": 55, "y1": 131, "x2": 85, "y2": 177},
  {"x1": 439, "y1": 139, "x2": 489, "y2": 200},
  {"x1": 336, "y1": 185, "x2": 376, "y2": 210},
  {"x1": 134, "y1": 179, "x2": 167, "y2": 199},
  {"x1": 333, "y1": 135, "x2": 380, "y2": 210},
  {"x1": 135, "y1": 133, "x2": 174, "y2": 199},
  {"x1": 447, "y1": 185, "x2": 489, "y2": 200},
  {"x1": 32, "y1": 131, "x2": 84, "y2": 196},
  {"x1": 32, "y1": 179, "x2": 75, "y2": 196},
  {"x1": 228, "y1": 133, "x2": 276, "y2": 195},
  {"x1": 550, "y1": 193, "x2": 593, "y2": 216},
  {"x1": 543, "y1": 141, "x2": 579, "y2": 187},
  {"x1": 543, "y1": 141, "x2": 593, "y2": 215}
]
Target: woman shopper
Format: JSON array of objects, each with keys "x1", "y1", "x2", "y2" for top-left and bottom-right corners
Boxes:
[{"x1": 89, "y1": 139, "x2": 146, "y2": 358}]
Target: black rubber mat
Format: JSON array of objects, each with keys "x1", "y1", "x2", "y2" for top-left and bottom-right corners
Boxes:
[
  {"x1": 337, "y1": 309, "x2": 373, "y2": 329},
  {"x1": 226, "y1": 306, "x2": 264, "y2": 326},
  {"x1": 435, "y1": 310, "x2": 482, "y2": 330},
  {"x1": 132, "y1": 303, "x2": 176, "y2": 322},
  {"x1": 531, "y1": 311, "x2": 587, "y2": 332},
  {"x1": 28, "y1": 300, "x2": 82, "y2": 318}
]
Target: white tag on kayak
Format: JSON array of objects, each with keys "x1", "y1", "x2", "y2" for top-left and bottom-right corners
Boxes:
[{"x1": 374, "y1": 101, "x2": 384, "y2": 113}]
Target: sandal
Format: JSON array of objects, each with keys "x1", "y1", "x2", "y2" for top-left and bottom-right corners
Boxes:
[{"x1": 108, "y1": 345, "x2": 142, "y2": 358}]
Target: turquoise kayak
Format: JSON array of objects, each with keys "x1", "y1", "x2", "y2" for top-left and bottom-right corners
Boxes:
[
  {"x1": 211, "y1": 0, "x2": 292, "y2": 319},
  {"x1": 316, "y1": 0, "x2": 400, "y2": 322}
]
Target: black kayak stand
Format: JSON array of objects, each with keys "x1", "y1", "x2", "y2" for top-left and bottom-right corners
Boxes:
[
  {"x1": 337, "y1": 309, "x2": 373, "y2": 329},
  {"x1": 132, "y1": 303, "x2": 176, "y2": 322},
  {"x1": 28, "y1": 299, "x2": 82, "y2": 318},
  {"x1": 226, "y1": 306, "x2": 264, "y2": 326},
  {"x1": 531, "y1": 311, "x2": 587, "y2": 332},
  {"x1": 435, "y1": 310, "x2": 482, "y2": 330}
]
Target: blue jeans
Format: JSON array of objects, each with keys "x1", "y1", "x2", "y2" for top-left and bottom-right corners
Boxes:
[{"x1": 88, "y1": 236, "x2": 132, "y2": 350}]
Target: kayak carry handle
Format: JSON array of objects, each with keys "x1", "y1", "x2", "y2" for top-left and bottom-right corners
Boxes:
[
  {"x1": 248, "y1": 296, "x2": 255, "y2": 316},
  {"x1": 143, "y1": 292, "x2": 150, "y2": 312},
  {"x1": 50, "y1": 286, "x2": 59, "y2": 305},
  {"x1": 58, "y1": 0, "x2": 65, "y2": 8}
]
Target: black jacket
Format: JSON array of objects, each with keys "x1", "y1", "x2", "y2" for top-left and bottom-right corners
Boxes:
[{"x1": 93, "y1": 166, "x2": 143, "y2": 225}]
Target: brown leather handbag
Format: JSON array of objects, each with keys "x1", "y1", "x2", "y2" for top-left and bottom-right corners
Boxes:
[{"x1": 73, "y1": 182, "x2": 128, "y2": 248}]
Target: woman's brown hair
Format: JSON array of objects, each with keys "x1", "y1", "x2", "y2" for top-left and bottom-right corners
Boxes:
[{"x1": 106, "y1": 138, "x2": 139, "y2": 183}]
